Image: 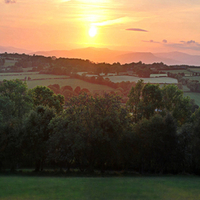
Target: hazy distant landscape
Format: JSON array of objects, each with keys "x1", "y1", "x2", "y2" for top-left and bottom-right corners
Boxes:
[{"x1": 1, "y1": 45, "x2": 200, "y2": 66}]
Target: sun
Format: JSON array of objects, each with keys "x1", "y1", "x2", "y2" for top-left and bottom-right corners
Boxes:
[{"x1": 89, "y1": 26, "x2": 97, "y2": 37}]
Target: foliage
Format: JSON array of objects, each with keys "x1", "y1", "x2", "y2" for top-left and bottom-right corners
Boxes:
[
  {"x1": 0, "y1": 80, "x2": 33, "y2": 170},
  {"x1": 30, "y1": 86, "x2": 64, "y2": 113},
  {"x1": 22, "y1": 106, "x2": 56, "y2": 171}
]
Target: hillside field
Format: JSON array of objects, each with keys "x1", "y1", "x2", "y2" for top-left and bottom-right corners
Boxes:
[
  {"x1": 1, "y1": 72, "x2": 200, "y2": 106},
  {"x1": 1, "y1": 175, "x2": 200, "y2": 200},
  {"x1": 105, "y1": 75, "x2": 178, "y2": 84},
  {"x1": 184, "y1": 92, "x2": 200, "y2": 106}
]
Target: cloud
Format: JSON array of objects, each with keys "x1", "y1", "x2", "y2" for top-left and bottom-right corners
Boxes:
[
  {"x1": 5, "y1": 0, "x2": 16, "y2": 3},
  {"x1": 92, "y1": 17, "x2": 130, "y2": 27},
  {"x1": 162, "y1": 39, "x2": 167, "y2": 43},
  {"x1": 126, "y1": 28, "x2": 148, "y2": 32},
  {"x1": 166, "y1": 40, "x2": 200, "y2": 51},
  {"x1": 142, "y1": 40, "x2": 160, "y2": 43},
  {"x1": 180, "y1": 40, "x2": 200, "y2": 45}
]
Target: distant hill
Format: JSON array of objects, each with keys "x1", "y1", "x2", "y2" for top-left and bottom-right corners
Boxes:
[
  {"x1": 115, "y1": 52, "x2": 179, "y2": 65},
  {"x1": 0, "y1": 46, "x2": 31, "y2": 54},
  {"x1": 155, "y1": 52, "x2": 200, "y2": 66},
  {"x1": 1, "y1": 45, "x2": 200, "y2": 66},
  {"x1": 32, "y1": 47, "x2": 200, "y2": 66},
  {"x1": 32, "y1": 47, "x2": 130, "y2": 63}
]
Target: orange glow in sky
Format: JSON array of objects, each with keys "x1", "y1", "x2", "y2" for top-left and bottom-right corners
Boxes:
[{"x1": 1, "y1": 0, "x2": 200, "y2": 55}]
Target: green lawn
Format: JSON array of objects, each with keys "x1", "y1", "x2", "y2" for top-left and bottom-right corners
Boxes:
[{"x1": 1, "y1": 176, "x2": 200, "y2": 200}]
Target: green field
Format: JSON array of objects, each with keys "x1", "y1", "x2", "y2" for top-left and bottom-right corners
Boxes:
[
  {"x1": 160, "y1": 70, "x2": 192, "y2": 76},
  {"x1": 0, "y1": 72, "x2": 69, "y2": 81},
  {"x1": 0, "y1": 72, "x2": 115, "y2": 93},
  {"x1": 184, "y1": 92, "x2": 200, "y2": 106},
  {"x1": 189, "y1": 68, "x2": 200, "y2": 72},
  {"x1": 26, "y1": 79, "x2": 115, "y2": 93},
  {"x1": 0, "y1": 176, "x2": 200, "y2": 200},
  {"x1": 187, "y1": 76, "x2": 200, "y2": 81},
  {"x1": 106, "y1": 76, "x2": 178, "y2": 84},
  {"x1": 3, "y1": 59, "x2": 17, "y2": 67}
]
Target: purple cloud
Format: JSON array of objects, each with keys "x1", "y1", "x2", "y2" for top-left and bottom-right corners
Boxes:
[
  {"x1": 167, "y1": 40, "x2": 200, "y2": 51},
  {"x1": 5, "y1": 0, "x2": 16, "y2": 4},
  {"x1": 126, "y1": 28, "x2": 148, "y2": 32},
  {"x1": 180, "y1": 40, "x2": 199, "y2": 45},
  {"x1": 162, "y1": 39, "x2": 167, "y2": 43},
  {"x1": 142, "y1": 40, "x2": 160, "y2": 44}
]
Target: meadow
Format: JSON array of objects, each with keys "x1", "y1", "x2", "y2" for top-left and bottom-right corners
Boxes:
[
  {"x1": 1, "y1": 72, "x2": 200, "y2": 106},
  {"x1": 161, "y1": 70, "x2": 192, "y2": 76},
  {"x1": 105, "y1": 75, "x2": 178, "y2": 84},
  {"x1": 189, "y1": 68, "x2": 200, "y2": 72},
  {"x1": 0, "y1": 175, "x2": 200, "y2": 200},
  {"x1": 184, "y1": 92, "x2": 200, "y2": 106}
]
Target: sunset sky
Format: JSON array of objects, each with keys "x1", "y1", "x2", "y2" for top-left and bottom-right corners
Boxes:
[{"x1": 1, "y1": 0, "x2": 200, "y2": 54}]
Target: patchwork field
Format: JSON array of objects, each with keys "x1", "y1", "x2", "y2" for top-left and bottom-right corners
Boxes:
[
  {"x1": 0, "y1": 72, "x2": 69, "y2": 81},
  {"x1": 1, "y1": 72, "x2": 200, "y2": 106},
  {"x1": 184, "y1": 92, "x2": 200, "y2": 106},
  {"x1": 3, "y1": 59, "x2": 17, "y2": 67},
  {"x1": 0, "y1": 176, "x2": 200, "y2": 200},
  {"x1": 105, "y1": 75, "x2": 178, "y2": 84},
  {"x1": 26, "y1": 79, "x2": 115, "y2": 93},
  {"x1": 186, "y1": 76, "x2": 200, "y2": 82},
  {"x1": 189, "y1": 68, "x2": 200, "y2": 72},
  {"x1": 161, "y1": 70, "x2": 192, "y2": 76}
]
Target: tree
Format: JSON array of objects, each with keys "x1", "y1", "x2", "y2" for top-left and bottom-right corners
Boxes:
[
  {"x1": 0, "y1": 80, "x2": 33, "y2": 170},
  {"x1": 161, "y1": 84, "x2": 192, "y2": 125},
  {"x1": 134, "y1": 114, "x2": 178, "y2": 173},
  {"x1": 141, "y1": 83, "x2": 162, "y2": 119},
  {"x1": 22, "y1": 106, "x2": 56, "y2": 171},
  {"x1": 30, "y1": 86, "x2": 64, "y2": 113},
  {"x1": 49, "y1": 93, "x2": 130, "y2": 172},
  {"x1": 127, "y1": 79, "x2": 144, "y2": 122},
  {"x1": 0, "y1": 79, "x2": 33, "y2": 120}
]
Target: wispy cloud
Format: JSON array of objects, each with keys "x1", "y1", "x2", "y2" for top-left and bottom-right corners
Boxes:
[
  {"x1": 5, "y1": 0, "x2": 16, "y2": 4},
  {"x1": 126, "y1": 28, "x2": 148, "y2": 32},
  {"x1": 91, "y1": 17, "x2": 130, "y2": 26}
]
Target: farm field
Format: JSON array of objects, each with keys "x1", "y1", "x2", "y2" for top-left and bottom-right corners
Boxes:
[
  {"x1": 3, "y1": 59, "x2": 17, "y2": 67},
  {"x1": 161, "y1": 70, "x2": 191, "y2": 76},
  {"x1": 184, "y1": 92, "x2": 200, "y2": 106},
  {"x1": 105, "y1": 75, "x2": 178, "y2": 84},
  {"x1": 186, "y1": 76, "x2": 200, "y2": 81},
  {"x1": 0, "y1": 176, "x2": 200, "y2": 200},
  {"x1": 0, "y1": 72, "x2": 69, "y2": 81},
  {"x1": 26, "y1": 78, "x2": 115, "y2": 93},
  {"x1": 189, "y1": 68, "x2": 200, "y2": 72}
]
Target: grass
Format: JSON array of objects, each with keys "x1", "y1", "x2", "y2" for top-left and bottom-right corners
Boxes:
[
  {"x1": 189, "y1": 68, "x2": 200, "y2": 72},
  {"x1": 186, "y1": 76, "x2": 200, "y2": 81},
  {"x1": 0, "y1": 175, "x2": 200, "y2": 200},
  {"x1": 184, "y1": 92, "x2": 200, "y2": 106},
  {"x1": 0, "y1": 72, "x2": 69, "y2": 81},
  {"x1": 3, "y1": 60, "x2": 17, "y2": 67},
  {"x1": 161, "y1": 70, "x2": 191, "y2": 75},
  {"x1": 0, "y1": 72, "x2": 115, "y2": 93},
  {"x1": 26, "y1": 79, "x2": 115, "y2": 93},
  {"x1": 105, "y1": 76, "x2": 178, "y2": 84}
]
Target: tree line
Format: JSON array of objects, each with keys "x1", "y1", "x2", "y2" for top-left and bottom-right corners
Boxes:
[
  {"x1": 1, "y1": 53, "x2": 188, "y2": 77},
  {"x1": 0, "y1": 79, "x2": 200, "y2": 174}
]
